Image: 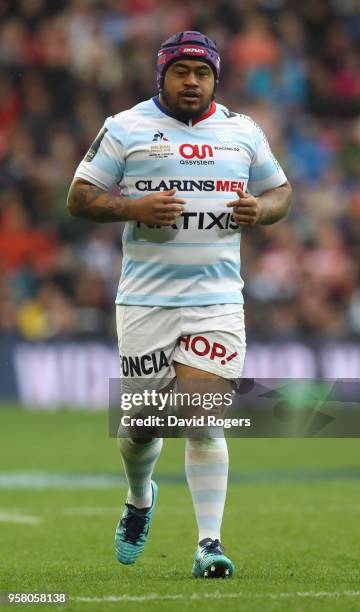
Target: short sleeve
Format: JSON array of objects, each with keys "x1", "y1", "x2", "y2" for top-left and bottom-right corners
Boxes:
[
  {"x1": 248, "y1": 123, "x2": 287, "y2": 196},
  {"x1": 74, "y1": 116, "x2": 126, "y2": 191}
]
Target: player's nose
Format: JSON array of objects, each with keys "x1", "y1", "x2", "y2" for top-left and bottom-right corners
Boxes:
[{"x1": 183, "y1": 72, "x2": 199, "y2": 87}]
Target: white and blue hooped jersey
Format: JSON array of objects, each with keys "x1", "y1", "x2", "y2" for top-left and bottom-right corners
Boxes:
[{"x1": 74, "y1": 97, "x2": 287, "y2": 307}]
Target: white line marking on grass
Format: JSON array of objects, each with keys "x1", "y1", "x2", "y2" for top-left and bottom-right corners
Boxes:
[
  {"x1": 1, "y1": 468, "x2": 359, "y2": 490},
  {"x1": 74, "y1": 591, "x2": 360, "y2": 603},
  {"x1": 274, "y1": 591, "x2": 360, "y2": 599},
  {"x1": 76, "y1": 595, "x2": 183, "y2": 603},
  {"x1": 0, "y1": 473, "x2": 126, "y2": 490},
  {"x1": 0, "y1": 512, "x2": 42, "y2": 525}
]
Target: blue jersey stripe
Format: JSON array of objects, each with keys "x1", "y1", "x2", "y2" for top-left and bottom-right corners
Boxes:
[
  {"x1": 115, "y1": 292, "x2": 243, "y2": 306},
  {"x1": 124, "y1": 237, "x2": 241, "y2": 247},
  {"x1": 250, "y1": 158, "x2": 280, "y2": 182},
  {"x1": 91, "y1": 150, "x2": 123, "y2": 177},
  {"x1": 104, "y1": 117, "x2": 128, "y2": 143},
  {"x1": 122, "y1": 257, "x2": 241, "y2": 280},
  {"x1": 125, "y1": 159, "x2": 249, "y2": 179}
]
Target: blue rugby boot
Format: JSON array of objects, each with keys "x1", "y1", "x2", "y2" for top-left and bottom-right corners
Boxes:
[
  {"x1": 192, "y1": 538, "x2": 235, "y2": 578},
  {"x1": 115, "y1": 480, "x2": 158, "y2": 565}
]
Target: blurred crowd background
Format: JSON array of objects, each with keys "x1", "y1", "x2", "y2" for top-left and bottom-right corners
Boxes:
[{"x1": 0, "y1": 0, "x2": 360, "y2": 343}]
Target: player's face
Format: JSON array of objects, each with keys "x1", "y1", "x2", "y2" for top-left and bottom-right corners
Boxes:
[{"x1": 160, "y1": 60, "x2": 215, "y2": 120}]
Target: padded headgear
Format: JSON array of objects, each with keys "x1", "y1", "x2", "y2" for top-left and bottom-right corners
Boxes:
[{"x1": 156, "y1": 31, "x2": 220, "y2": 91}]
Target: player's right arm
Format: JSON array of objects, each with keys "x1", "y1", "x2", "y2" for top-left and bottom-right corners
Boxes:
[
  {"x1": 67, "y1": 181, "x2": 185, "y2": 226},
  {"x1": 67, "y1": 115, "x2": 184, "y2": 226}
]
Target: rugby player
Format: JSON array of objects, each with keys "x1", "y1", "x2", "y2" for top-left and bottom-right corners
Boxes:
[{"x1": 67, "y1": 30, "x2": 292, "y2": 578}]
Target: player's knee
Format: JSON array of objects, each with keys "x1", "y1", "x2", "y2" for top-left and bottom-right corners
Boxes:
[{"x1": 186, "y1": 432, "x2": 227, "y2": 450}]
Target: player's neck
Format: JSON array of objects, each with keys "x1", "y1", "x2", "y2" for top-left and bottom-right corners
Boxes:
[{"x1": 155, "y1": 95, "x2": 214, "y2": 125}]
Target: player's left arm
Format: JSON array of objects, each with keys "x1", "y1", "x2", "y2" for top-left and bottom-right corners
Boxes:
[
  {"x1": 227, "y1": 119, "x2": 292, "y2": 226},
  {"x1": 227, "y1": 181, "x2": 292, "y2": 227}
]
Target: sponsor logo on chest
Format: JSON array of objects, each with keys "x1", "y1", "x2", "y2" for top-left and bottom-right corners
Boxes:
[
  {"x1": 135, "y1": 178, "x2": 245, "y2": 192},
  {"x1": 145, "y1": 139, "x2": 242, "y2": 161}
]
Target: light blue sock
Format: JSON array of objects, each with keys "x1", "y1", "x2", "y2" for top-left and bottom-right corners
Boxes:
[
  {"x1": 185, "y1": 436, "x2": 228, "y2": 542},
  {"x1": 118, "y1": 437, "x2": 163, "y2": 508}
]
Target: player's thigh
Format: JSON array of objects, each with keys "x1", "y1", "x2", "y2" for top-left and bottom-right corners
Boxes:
[
  {"x1": 116, "y1": 305, "x2": 179, "y2": 438},
  {"x1": 116, "y1": 305, "x2": 179, "y2": 382},
  {"x1": 174, "y1": 304, "x2": 246, "y2": 381},
  {"x1": 174, "y1": 361, "x2": 234, "y2": 419}
]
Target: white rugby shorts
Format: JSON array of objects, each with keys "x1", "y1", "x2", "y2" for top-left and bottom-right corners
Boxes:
[{"x1": 116, "y1": 304, "x2": 246, "y2": 382}]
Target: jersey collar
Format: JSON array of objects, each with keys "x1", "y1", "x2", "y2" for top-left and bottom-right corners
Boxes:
[{"x1": 152, "y1": 96, "x2": 216, "y2": 126}]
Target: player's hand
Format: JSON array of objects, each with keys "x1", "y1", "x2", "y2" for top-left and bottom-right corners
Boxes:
[
  {"x1": 226, "y1": 189, "x2": 262, "y2": 226},
  {"x1": 131, "y1": 189, "x2": 185, "y2": 226}
]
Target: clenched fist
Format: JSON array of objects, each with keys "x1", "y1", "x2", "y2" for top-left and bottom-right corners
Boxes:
[
  {"x1": 226, "y1": 189, "x2": 262, "y2": 226},
  {"x1": 131, "y1": 188, "x2": 185, "y2": 226}
]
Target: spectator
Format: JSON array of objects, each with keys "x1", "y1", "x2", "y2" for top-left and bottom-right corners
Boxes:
[{"x1": 0, "y1": 0, "x2": 359, "y2": 341}]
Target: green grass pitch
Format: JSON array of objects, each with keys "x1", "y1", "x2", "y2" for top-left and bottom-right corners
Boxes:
[{"x1": 0, "y1": 407, "x2": 359, "y2": 611}]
